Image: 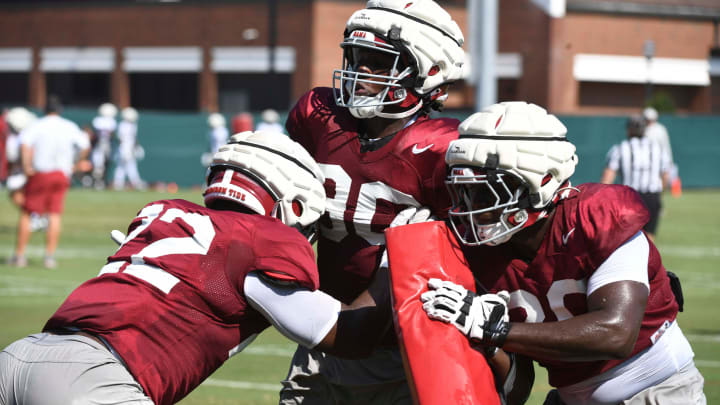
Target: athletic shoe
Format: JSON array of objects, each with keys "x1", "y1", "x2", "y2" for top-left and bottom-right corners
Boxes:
[{"x1": 44, "y1": 256, "x2": 57, "y2": 269}]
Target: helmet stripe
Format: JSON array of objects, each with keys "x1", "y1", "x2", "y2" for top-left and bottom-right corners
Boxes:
[
  {"x1": 458, "y1": 134, "x2": 568, "y2": 142},
  {"x1": 367, "y1": 7, "x2": 463, "y2": 47},
  {"x1": 228, "y1": 140, "x2": 318, "y2": 179}
]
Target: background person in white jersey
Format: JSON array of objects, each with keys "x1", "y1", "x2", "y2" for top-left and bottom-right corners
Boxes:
[
  {"x1": 112, "y1": 107, "x2": 145, "y2": 190},
  {"x1": 644, "y1": 106, "x2": 681, "y2": 197},
  {"x1": 10, "y1": 95, "x2": 90, "y2": 268},
  {"x1": 4, "y1": 107, "x2": 37, "y2": 209},
  {"x1": 90, "y1": 102, "x2": 118, "y2": 189},
  {"x1": 202, "y1": 113, "x2": 229, "y2": 167},
  {"x1": 601, "y1": 115, "x2": 671, "y2": 241},
  {"x1": 643, "y1": 107, "x2": 673, "y2": 165},
  {"x1": 255, "y1": 109, "x2": 285, "y2": 134}
]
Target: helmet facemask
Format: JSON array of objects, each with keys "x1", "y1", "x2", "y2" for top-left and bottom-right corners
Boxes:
[
  {"x1": 446, "y1": 167, "x2": 532, "y2": 246},
  {"x1": 333, "y1": 30, "x2": 420, "y2": 119}
]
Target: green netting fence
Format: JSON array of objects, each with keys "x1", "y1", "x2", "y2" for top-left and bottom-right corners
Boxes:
[{"x1": 42, "y1": 108, "x2": 720, "y2": 189}]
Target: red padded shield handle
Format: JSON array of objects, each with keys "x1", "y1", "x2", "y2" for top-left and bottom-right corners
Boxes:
[{"x1": 386, "y1": 221, "x2": 501, "y2": 405}]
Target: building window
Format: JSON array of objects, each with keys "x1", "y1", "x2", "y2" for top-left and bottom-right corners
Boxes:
[
  {"x1": 0, "y1": 73, "x2": 29, "y2": 106},
  {"x1": 218, "y1": 73, "x2": 292, "y2": 113},
  {"x1": 129, "y1": 73, "x2": 198, "y2": 111},
  {"x1": 46, "y1": 72, "x2": 111, "y2": 107},
  {"x1": 579, "y1": 82, "x2": 705, "y2": 113}
]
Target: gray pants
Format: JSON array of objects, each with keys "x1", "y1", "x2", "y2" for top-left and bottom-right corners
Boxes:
[
  {"x1": 546, "y1": 362, "x2": 706, "y2": 405},
  {"x1": 279, "y1": 345, "x2": 412, "y2": 405},
  {"x1": 623, "y1": 362, "x2": 706, "y2": 405},
  {"x1": 0, "y1": 333, "x2": 152, "y2": 405}
]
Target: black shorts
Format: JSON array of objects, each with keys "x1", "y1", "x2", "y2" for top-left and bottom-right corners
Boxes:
[{"x1": 638, "y1": 192, "x2": 662, "y2": 234}]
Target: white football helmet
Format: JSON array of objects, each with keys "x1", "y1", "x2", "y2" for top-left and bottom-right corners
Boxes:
[
  {"x1": 208, "y1": 112, "x2": 226, "y2": 128},
  {"x1": 643, "y1": 107, "x2": 658, "y2": 122},
  {"x1": 121, "y1": 107, "x2": 138, "y2": 123},
  {"x1": 98, "y1": 103, "x2": 118, "y2": 118},
  {"x1": 261, "y1": 109, "x2": 280, "y2": 124},
  {"x1": 333, "y1": 0, "x2": 465, "y2": 119},
  {"x1": 204, "y1": 131, "x2": 326, "y2": 241},
  {"x1": 5, "y1": 107, "x2": 37, "y2": 134},
  {"x1": 445, "y1": 102, "x2": 578, "y2": 246}
]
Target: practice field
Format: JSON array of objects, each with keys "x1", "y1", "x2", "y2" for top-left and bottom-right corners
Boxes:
[{"x1": 1, "y1": 188, "x2": 718, "y2": 404}]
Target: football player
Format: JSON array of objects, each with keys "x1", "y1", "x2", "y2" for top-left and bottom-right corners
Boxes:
[
  {"x1": 0, "y1": 132, "x2": 392, "y2": 405},
  {"x1": 420, "y1": 102, "x2": 706, "y2": 404},
  {"x1": 112, "y1": 107, "x2": 145, "y2": 190},
  {"x1": 280, "y1": 0, "x2": 465, "y2": 403},
  {"x1": 4, "y1": 107, "x2": 37, "y2": 208},
  {"x1": 90, "y1": 102, "x2": 118, "y2": 189}
]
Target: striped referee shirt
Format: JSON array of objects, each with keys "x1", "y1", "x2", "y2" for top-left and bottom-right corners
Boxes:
[{"x1": 606, "y1": 136, "x2": 671, "y2": 193}]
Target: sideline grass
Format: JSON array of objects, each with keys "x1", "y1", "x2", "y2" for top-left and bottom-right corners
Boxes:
[{"x1": 1, "y1": 188, "x2": 718, "y2": 404}]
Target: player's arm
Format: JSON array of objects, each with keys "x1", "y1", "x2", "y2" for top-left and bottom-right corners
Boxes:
[
  {"x1": 600, "y1": 167, "x2": 616, "y2": 184},
  {"x1": 73, "y1": 125, "x2": 91, "y2": 163},
  {"x1": 316, "y1": 264, "x2": 392, "y2": 357},
  {"x1": 244, "y1": 266, "x2": 391, "y2": 359},
  {"x1": 503, "y1": 279, "x2": 647, "y2": 362},
  {"x1": 20, "y1": 143, "x2": 35, "y2": 176},
  {"x1": 423, "y1": 231, "x2": 650, "y2": 362},
  {"x1": 502, "y1": 232, "x2": 649, "y2": 361},
  {"x1": 601, "y1": 145, "x2": 620, "y2": 184}
]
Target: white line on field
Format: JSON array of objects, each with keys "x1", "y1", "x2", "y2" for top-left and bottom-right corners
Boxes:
[
  {"x1": 0, "y1": 246, "x2": 115, "y2": 259},
  {"x1": 0, "y1": 274, "x2": 81, "y2": 286},
  {"x1": 685, "y1": 334, "x2": 720, "y2": 343},
  {"x1": 241, "y1": 345, "x2": 295, "y2": 357},
  {"x1": 202, "y1": 378, "x2": 280, "y2": 392},
  {"x1": 0, "y1": 274, "x2": 81, "y2": 297},
  {"x1": 203, "y1": 359, "x2": 720, "y2": 392},
  {"x1": 695, "y1": 360, "x2": 720, "y2": 368},
  {"x1": 655, "y1": 245, "x2": 720, "y2": 258},
  {"x1": 2, "y1": 244, "x2": 718, "y2": 260}
]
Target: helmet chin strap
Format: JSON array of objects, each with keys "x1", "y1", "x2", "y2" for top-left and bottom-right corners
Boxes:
[
  {"x1": 349, "y1": 98, "x2": 423, "y2": 119},
  {"x1": 348, "y1": 102, "x2": 380, "y2": 119},
  {"x1": 346, "y1": 86, "x2": 391, "y2": 119},
  {"x1": 472, "y1": 222, "x2": 514, "y2": 246},
  {"x1": 374, "y1": 100, "x2": 423, "y2": 119}
]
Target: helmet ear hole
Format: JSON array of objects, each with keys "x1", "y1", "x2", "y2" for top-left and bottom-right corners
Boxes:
[{"x1": 291, "y1": 200, "x2": 303, "y2": 217}]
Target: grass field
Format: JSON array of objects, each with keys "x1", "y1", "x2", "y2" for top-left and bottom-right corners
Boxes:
[{"x1": 1, "y1": 188, "x2": 718, "y2": 404}]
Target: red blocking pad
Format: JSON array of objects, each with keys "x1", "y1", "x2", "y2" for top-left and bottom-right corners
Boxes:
[{"x1": 385, "y1": 221, "x2": 501, "y2": 405}]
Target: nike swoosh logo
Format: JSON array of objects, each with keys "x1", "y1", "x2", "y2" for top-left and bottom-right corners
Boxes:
[
  {"x1": 562, "y1": 227, "x2": 575, "y2": 245},
  {"x1": 412, "y1": 143, "x2": 434, "y2": 154}
]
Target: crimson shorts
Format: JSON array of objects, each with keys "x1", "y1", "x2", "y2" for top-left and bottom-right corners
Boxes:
[{"x1": 22, "y1": 171, "x2": 70, "y2": 214}]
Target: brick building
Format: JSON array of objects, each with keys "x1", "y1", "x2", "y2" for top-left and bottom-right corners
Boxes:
[{"x1": 0, "y1": 0, "x2": 718, "y2": 114}]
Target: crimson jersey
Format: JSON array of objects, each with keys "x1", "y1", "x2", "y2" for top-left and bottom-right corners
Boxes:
[
  {"x1": 44, "y1": 199, "x2": 318, "y2": 405},
  {"x1": 287, "y1": 87, "x2": 458, "y2": 303},
  {"x1": 464, "y1": 184, "x2": 678, "y2": 387}
]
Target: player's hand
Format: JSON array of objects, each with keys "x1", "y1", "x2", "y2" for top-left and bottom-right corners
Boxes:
[
  {"x1": 110, "y1": 229, "x2": 126, "y2": 246},
  {"x1": 389, "y1": 206, "x2": 436, "y2": 228},
  {"x1": 421, "y1": 278, "x2": 511, "y2": 346}
]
